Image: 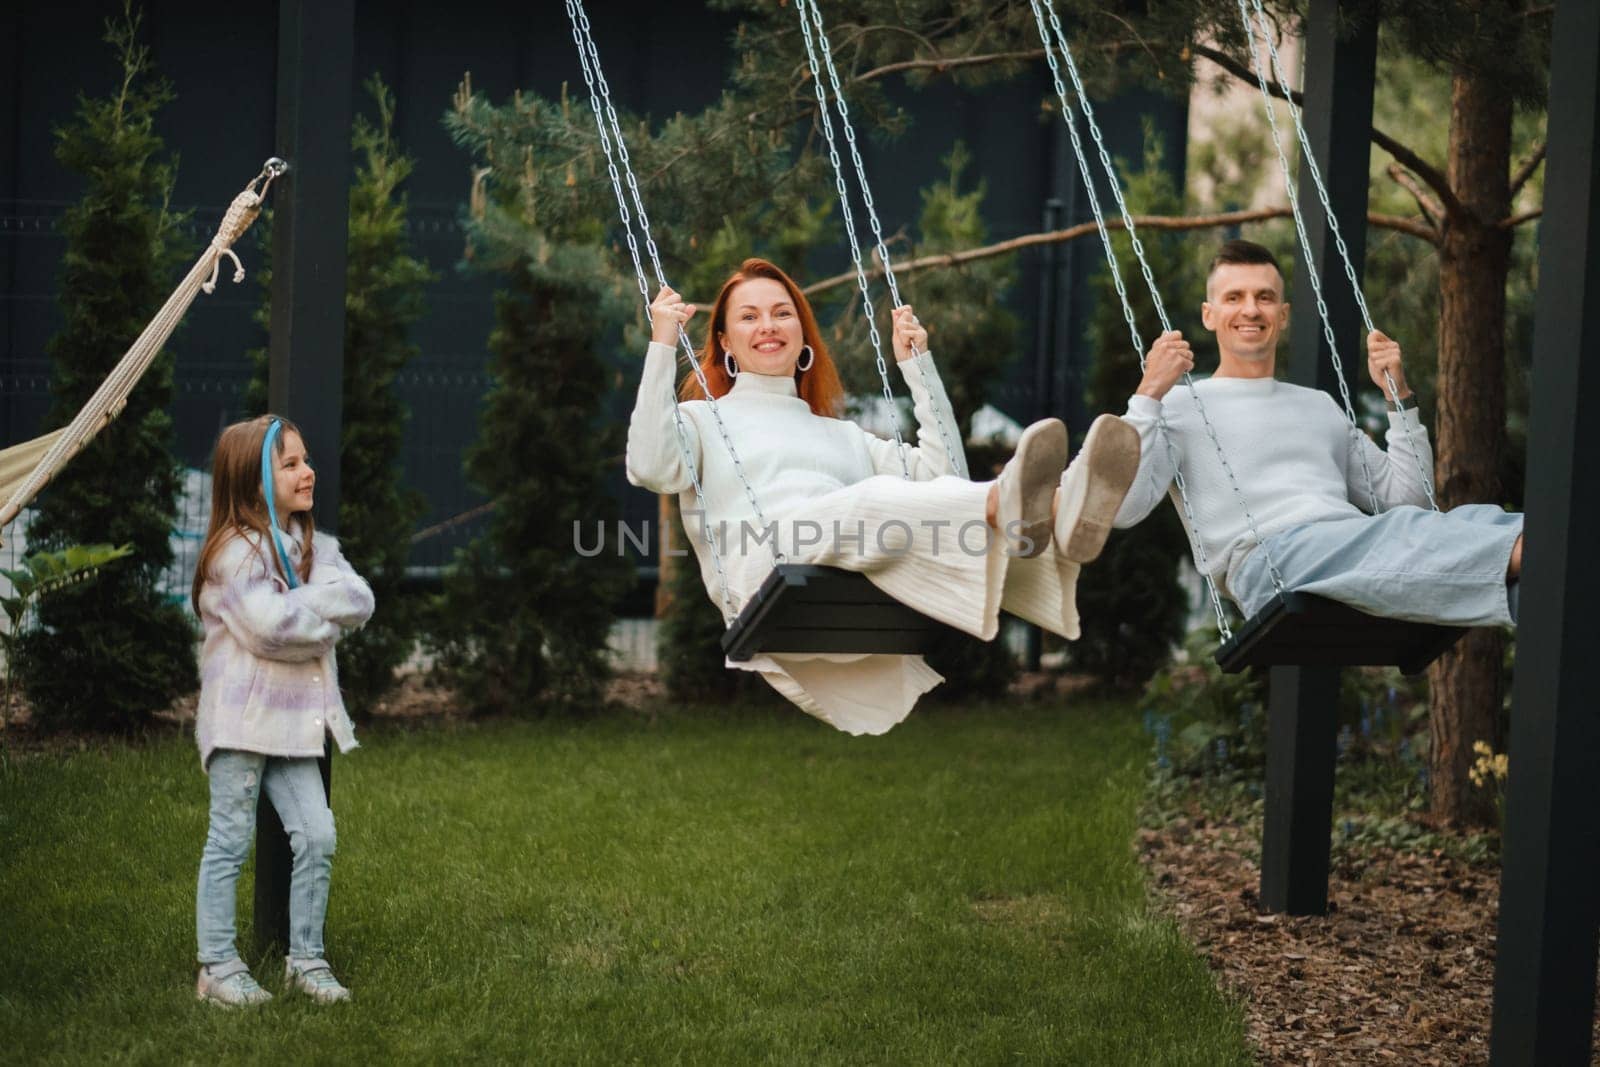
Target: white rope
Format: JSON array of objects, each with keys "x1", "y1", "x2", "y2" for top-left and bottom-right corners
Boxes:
[
  {"x1": 793, "y1": 0, "x2": 968, "y2": 480},
  {"x1": 0, "y1": 159, "x2": 286, "y2": 544},
  {"x1": 1239, "y1": 0, "x2": 1439, "y2": 510}
]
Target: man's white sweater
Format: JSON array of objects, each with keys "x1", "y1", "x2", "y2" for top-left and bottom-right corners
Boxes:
[{"x1": 1115, "y1": 376, "x2": 1434, "y2": 587}]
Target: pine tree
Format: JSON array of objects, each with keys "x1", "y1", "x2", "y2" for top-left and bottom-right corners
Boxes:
[
  {"x1": 17, "y1": 7, "x2": 198, "y2": 729},
  {"x1": 428, "y1": 241, "x2": 634, "y2": 713},
  {"x1": 321, "y1": 77, "x2": 431, "y2": 713}
]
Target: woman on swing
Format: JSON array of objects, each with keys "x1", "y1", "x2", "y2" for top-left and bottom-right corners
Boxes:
[{"x1": 626, "y1": 258, "x2": 1139, "y2": 735}]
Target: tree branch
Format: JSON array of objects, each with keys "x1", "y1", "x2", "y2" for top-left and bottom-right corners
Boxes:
[
  {"x1": 1499, "y1": 208, "x2": 1544, "y2": 230},
  {"x1": 800, "y1": 205, "x2": 1447, "y2": 296},
  {"x1": 1369, "y1": 212, "x2": 1443, "y2": 244},
  {"x1": 1385, "y1": 162, "x2": 1445, "y2": 231},
  {"x1": 804, "y1": 207, "x2": 1285, "y2": 295},
  {"x1": 852, "y1": 48, "x2": 1046, "y2": 85},
  {"x1": 1190, "y1": 43, "x2": 1464, "y2": 222},
  {"x1": 1508, "y1": 142, "x2": 1547, "y2": 199}
]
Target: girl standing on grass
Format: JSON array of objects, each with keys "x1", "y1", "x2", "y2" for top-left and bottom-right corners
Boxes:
[{"x1": 189, "y1": 415, "x2": 373, "y2": 1007}]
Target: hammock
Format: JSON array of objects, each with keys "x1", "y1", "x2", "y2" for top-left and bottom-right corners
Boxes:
[{"x1": 0, "y1": 158, "x2": 287, "y2": 547}]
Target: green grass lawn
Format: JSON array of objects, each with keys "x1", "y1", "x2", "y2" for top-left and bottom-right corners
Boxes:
[{"x1": 1, "y1": 701, "x2": 1250, "y2": 1065}]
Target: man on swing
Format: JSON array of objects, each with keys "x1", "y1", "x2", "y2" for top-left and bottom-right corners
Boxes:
[{"x1": 1099, "y1": 238, "x2": 1523, "y2": 628}]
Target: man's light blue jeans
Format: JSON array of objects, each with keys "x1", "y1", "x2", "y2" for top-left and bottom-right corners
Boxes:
[
  {"x1": 1231, "y1": 504, "x2": 1524, "y2": 627},
  {"x1": 196, "y1": 750, "x2": 336, "y2": 965}
]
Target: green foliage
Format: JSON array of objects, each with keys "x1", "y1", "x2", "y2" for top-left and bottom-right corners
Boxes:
[
  {"x1": 1070, "y1": 126, "x2": 1193, "y2": 690},
  {"x1": 428, "y1": 244, "x2": 634, "y2": 713},
  {"x1": 1362, "y1": 44, "x2": 1543, "y2": 506},
  {"x1": 1, "y1": 544, "x2": 134, "y2": 719},
  {"x1": 327, "y1": 77, "x2": 431, "y2": 712},
  {"x1": 1381, "y1": 1, "x2": 1550, "y2": 108},
  {"x1": 17, "y1": 7, "x2": 197, "y2": 731},
  {"x1": 1140, "y1": 626, "x2": 1428, "y2": 785},
  {"x1": 828, "y1": 143, "x2": 1017, "y2": 436},
  {"x1": 1, "y1": 704, "x2": 1254, "y2": 1064}
]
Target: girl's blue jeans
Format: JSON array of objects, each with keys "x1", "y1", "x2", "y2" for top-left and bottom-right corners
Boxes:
[{"x1": 196, "y1": 750, "x2": 336, "y2": 965}]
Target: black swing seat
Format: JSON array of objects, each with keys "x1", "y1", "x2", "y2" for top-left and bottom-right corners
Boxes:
[
  {"x1": 721, "y1": 564, "x2": 948, "y2": 662},
  {"x1": 1214, "y1": 591, "x2": 1469, "y2": 676}
]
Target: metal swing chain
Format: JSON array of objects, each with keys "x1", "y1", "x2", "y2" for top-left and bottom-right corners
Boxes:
[
  {"x1": 1241, "y1": 0, "x2": 1439, "y2": 511},
  {"x1": 566, "y1": 1, "x2": 735, "y2": 618},
  {"x1": 1233, "y1": 0, "x2": 1381, "y2": 513},
  {"x1": 571, "y1": 3, "x2": 780, "y2": 561},
  {"x1": 794, "y1": 0, "x2": 968, "y2": 480},
  {"x1": 567, "y1": 1, "x2": 781, "y2": 621},
  {"x1": 1033, "y1": 10, "x2": 1290, "y2": 644},
  {"x1": 1039, "y1": 6, "x2": 1290, "y2": 597},
  {"x1": 1025, "y1": 0, "x2": 1233, "y2": 638},
  {"x1": 791, "y1": 0, "x2": 909, "y2": 478},
  {"x1": 1035, "y1": 2, "x2": 1290, "y2": 600}
]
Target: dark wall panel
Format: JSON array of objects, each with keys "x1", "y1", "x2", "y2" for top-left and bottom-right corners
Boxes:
[{"x1": 3, "y1": 1, "x2": 1186, "y2": 580}]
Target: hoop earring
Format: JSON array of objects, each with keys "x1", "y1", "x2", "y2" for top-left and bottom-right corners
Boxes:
[
  {"x1": 796, "y1": 344, "x2": 815, "y2": 373},
  {"x1": 723, "y1": 349, "x2": 739, "y2": 377}
]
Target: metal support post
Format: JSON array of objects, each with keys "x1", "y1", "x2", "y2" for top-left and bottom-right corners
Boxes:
[
  {"x1": 1259, "y1": 0, "x2": 1376, "y2": 916},
  {"x1": 1489, "y1": 0, "x2": 1600, "y2": 1060},
  {"x1": 254, "y1": 0, "x2": 354, "y2": 957}
]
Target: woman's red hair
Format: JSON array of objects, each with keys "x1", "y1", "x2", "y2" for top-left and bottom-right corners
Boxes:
[{"x1": 677, "y1": 258, "x2": 845, "y2": 418}]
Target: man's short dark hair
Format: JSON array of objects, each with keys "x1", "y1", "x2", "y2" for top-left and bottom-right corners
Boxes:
[{"x1": 1208, "y1": 239, "x2": 1283, "y2": 280}]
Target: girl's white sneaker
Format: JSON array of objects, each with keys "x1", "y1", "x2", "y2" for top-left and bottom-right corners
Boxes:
[
  {"x1": 196, "y1": 960, "x2": 273, "y2": 1007},
  {"x1": 285, "y1": 957, "x2": 351, "y2": 1003}
]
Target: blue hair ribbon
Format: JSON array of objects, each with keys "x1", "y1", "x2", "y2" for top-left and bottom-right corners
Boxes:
[{"x1": 261, "y1": 418, "x2": 302, "y2": 589}]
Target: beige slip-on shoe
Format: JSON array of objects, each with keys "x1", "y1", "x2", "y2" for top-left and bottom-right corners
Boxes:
[
  {"x1": 1055, "y1": 414, "x2": 1140, "y2": 564},
  {"x1": 996, "y1": 418, "x2": 1069, "y2": 559}
]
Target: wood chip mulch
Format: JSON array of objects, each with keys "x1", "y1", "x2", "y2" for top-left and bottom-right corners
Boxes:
[{"x1": 1140, "y1": 816, "x2": 1600, "y2": 1065}]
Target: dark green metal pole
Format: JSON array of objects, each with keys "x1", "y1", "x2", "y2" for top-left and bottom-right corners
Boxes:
[
  {"x1": 1260, "y1": 0, "x2": 1376, "y2": 916},
  {"x1": 254, "y1": 0, "x2": 353, "y2": 957},
  {"x1": 1489, "y1": 0, "x2": 1600, "y2": 1060}
]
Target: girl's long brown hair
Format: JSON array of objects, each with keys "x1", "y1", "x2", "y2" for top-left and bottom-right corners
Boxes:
[
  {"x1": 191, "y1": 415, "x2": 316, "y2": 613},
  {"x1": 677, "y1": 258, "x2": 846, "y2": 418}
]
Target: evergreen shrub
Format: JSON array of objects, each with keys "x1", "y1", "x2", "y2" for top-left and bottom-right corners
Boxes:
[
  {"x1": 428, "y1": 252, "x2": 633, "y2": 713},
  {"x1": 17, "y1": 9, "x2": 198, "y2": 730}
]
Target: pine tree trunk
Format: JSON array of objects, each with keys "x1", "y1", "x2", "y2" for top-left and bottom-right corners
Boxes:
[
  {"x1": 657, "y1": 494, "x2": 678, "y2": 618},
  {"x1": 1424, "y1": 70, "x2": 1513, "y2": 827}
]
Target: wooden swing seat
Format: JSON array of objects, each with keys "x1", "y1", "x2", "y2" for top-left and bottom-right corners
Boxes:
[
  {"x1": 1215, "y1": 591, "x2": 1469, "y2": 676},
  {"x1": 721, "y1": 564, "x2": 948, "y2": 662}
]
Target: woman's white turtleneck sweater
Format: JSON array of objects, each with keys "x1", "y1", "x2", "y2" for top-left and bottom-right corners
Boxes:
[
  {"x1": 626, "y1": 340, "x2": 966, "y2": 595},
  {"x1": 1115, "y1": 376, "x2": 1434, "y2": 587}
]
